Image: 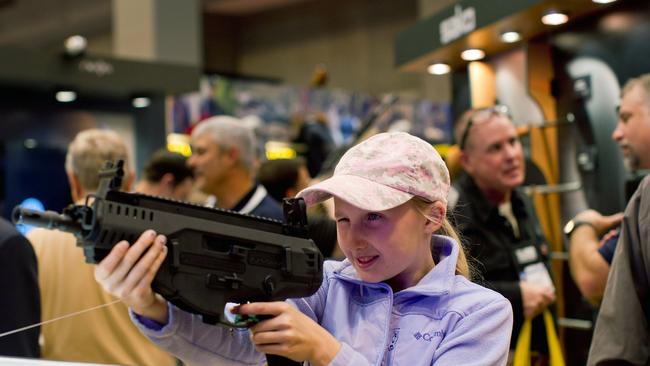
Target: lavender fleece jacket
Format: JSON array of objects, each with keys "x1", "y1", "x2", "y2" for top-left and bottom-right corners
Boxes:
[{"x1": 132, "y1": 235, "x2": 513, "y2": 365}]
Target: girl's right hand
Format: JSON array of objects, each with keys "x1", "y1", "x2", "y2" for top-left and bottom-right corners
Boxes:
[{"x1": 94, "y1": 230, "x2": 169, "y2": 323}]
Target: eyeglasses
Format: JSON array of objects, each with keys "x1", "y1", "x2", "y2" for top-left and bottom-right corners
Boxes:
[{"x1": 458, "y1": 105, "x2": 511, "y2": 150}]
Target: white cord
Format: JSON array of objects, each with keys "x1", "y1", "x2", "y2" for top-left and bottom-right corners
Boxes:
[{"x1": 0, "y1": 299, "x2": 121, "y2": 339}]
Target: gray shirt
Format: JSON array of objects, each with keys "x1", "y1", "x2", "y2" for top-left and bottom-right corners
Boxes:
[{"x1": 588, "y1": 175, "x2": 650, "y2": 365}]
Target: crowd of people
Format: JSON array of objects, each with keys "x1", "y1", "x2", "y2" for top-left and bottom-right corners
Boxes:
[{"x1": 0, "y1": 74, "x2": 649, "y2": 366}]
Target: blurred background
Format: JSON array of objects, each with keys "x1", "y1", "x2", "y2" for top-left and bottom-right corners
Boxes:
[{"x1": 2, "y1": 0, "x2": 650, "y2": 363}]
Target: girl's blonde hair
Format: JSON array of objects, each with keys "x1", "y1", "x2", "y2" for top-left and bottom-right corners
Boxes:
[{"x1": 411, "y1": 197, "x2": 471, "y2": 279}]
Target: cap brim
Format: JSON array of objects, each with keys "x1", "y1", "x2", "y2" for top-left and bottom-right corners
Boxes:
[{"x1": 296, "y1": 174, "x2": 414, "y2": 212}]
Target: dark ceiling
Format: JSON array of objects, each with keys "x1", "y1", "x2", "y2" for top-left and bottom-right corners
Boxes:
[{"x1": 0, "y1": 0, "x2": 314, "y2": 51}]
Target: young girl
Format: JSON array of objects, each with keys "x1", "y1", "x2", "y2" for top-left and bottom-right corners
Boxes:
[{"x1": 95, "y1": 132, "x2": 513, "y2": 365}]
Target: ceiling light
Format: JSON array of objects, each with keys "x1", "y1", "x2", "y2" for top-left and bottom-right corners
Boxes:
[
  {"x1": 55, "y1": 91, "x2": 77, "y2": 103},
  {"x1": 461, "y1": 49, "x2": 485, "y2": 61},
  {"x1": 542, "y1": 10, "x2": 569, "y2": 26},
  {"x1": 24, "y1": 139, "x2": 38, "y2": 149},
  {"x1": 64, "y1": 35, "x2": 87, "y2": 58},
  {"x1": 500, "y1": 31, "x2": 521, "y2": 43},
  {"x1": 427, "y1": 63, "x2": 451, "y2": 75},
  {"x1": 592, "y1": 0, "x2": 617, "y2": 3},
  {"x1": 132, "y1": 97, "x2": 151, "y2": 108}
]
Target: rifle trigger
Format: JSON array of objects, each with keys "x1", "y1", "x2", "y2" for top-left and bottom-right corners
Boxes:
[{"x1": 263, "y1": 275, "x2": 276, "y2": 296}]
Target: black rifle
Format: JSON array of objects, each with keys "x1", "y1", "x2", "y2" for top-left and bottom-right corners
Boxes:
[{"x1": 13, "y1": 160, "x2": 323, "y2": 366}]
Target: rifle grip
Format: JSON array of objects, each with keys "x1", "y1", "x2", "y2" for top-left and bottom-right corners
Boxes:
[
  {"x1": 253, "y1": 314, "x2": 303, "y2": 365},
  {"x1": 265, "y1": 354, "x2": 302, "y2": 366}
]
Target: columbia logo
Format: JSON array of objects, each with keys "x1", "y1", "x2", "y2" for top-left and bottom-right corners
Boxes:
[{"x1": 413, "y1": 330, "x2": 446, "y2": 342}]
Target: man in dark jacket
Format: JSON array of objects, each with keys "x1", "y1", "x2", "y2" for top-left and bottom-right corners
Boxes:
[
  {"x1": 452, "y1": 106, "x2": 555, "y2": 361},
  {"x1": 0, "y1": 217, "x2": 40, "y2": 357}
]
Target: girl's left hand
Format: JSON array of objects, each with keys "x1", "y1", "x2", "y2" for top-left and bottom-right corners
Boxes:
[{"x1": 236, "y1": 302, "x2": 341, "y2": 366}]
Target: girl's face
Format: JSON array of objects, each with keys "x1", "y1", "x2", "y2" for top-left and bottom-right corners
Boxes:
[{"x1": 334, "y1": 198, "x2": 437, "y2": 292}]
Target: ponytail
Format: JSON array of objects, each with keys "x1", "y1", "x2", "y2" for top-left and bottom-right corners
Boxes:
[
  {"x1": 439, "y1": 218, "x2": 470, "y2": 279},
  {"x1": 411, "y1": 197, "x2": 472, "y2": 279}
]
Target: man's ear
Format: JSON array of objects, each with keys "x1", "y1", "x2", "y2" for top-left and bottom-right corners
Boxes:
[
  {"x1": 67, "y1": 171, "x2": 83, "y2": 202},
  {"x1": 225, "y1": 146, "x2": 240, "y2": 163},
  {"x1": 285, "y1": 187, "x2": 297, "y2": 199},
  {"x1": 159, "y1": 173, "x2": 176, "y2": 192},
  {"x1": 459, "y1": 151, "x2": 473, "y2": 175}
]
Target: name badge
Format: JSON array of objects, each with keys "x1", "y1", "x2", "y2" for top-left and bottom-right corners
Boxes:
[
  {"x1": 521, "y1": 262, "x2": 555, "y2": 291},
  {"x1": 514, "y1": 245, "x2": 538, "y2": 265}
]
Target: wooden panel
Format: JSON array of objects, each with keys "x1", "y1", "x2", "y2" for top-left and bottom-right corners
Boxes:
[
  {"x1": 526, "y1": 40, "x2": 566, "y2": 355},
  {"x1": 468, "y1": 61, "x2": 496, "y2": 108}
]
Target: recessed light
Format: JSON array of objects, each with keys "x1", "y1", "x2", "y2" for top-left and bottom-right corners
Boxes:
[
  {"x1": 592, "y1": 0, "x2": 617, "y2": 3},
  {"x1": 542, "y1": 10, "x2": 569, "y2": 26},
  {"x1": 55, "y1": 91, "x2": 77, "y2": 103},
  {"x1": 64, "y1": 35, "x2": 87, "y2": 58},
  {"x1": 132, "y1": 97, "x2": 151, "y2": 108},
  {"x1": 461, "y1": 49, "x2": 485, "y2": 61},
  {"x1": 427, "y1": 63, "x2": 451, "y2": 75},
  {"x1": 501, "y1": 31, "x2": 521, "y2": 43}
]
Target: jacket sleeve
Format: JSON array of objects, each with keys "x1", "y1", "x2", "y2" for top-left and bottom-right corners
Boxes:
[
  {"x1": 485, "y1": 281, "x2": 522, "y2": 313},
  {"x1": 0, "y1": 232, "x2": 41, "y2": 358},
  {"x1": 432, "y1": 297, "x2": 513, "y2": 366},
  {"x1": 327, "y1": 342, "x2": 374, "y2": 366},
  {"x1": 132, "y1": 304, "x2": 265, "y2": 366},
  {"x1": 131, "y1": 262, "x2": 337, "y2": 366}
]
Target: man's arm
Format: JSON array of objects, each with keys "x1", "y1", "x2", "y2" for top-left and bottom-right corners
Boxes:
[
  {"x1": 569, "y1": 225, "x2": 610, "y2": 306},
  {"x1": 568, "y1": 210, "x2": 623, "y2": 306}
]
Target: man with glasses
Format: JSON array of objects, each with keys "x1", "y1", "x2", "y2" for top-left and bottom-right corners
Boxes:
[{"x1": 452, "y1": 106, "x2": 556, "y2": 363}]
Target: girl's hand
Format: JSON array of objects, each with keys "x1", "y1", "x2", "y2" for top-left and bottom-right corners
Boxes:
[
  {"x1": 237, "y1": 302, "x2": 341, "y2": 366},
  {"x1": 94, "y1": 230, "x2": 169, "y2": 323}
]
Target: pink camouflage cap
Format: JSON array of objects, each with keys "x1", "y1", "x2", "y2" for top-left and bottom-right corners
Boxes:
[{"x1": 297, "y1": 132, "x2": 450, "y2": 211}]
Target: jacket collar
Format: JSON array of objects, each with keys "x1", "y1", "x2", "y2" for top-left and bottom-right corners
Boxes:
[
  {"x1": 457, "y1": 173, "x2": 528, "y2": 223},
  {"x1": 231, "y1": 182, "x2": 266, "y2": 213}
]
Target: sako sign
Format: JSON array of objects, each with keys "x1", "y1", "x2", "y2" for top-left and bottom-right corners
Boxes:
[
  {"x1": 439, "y1": 5, "x2": 476, "y2": 45},
  {"x1": 78, "y1": 59, "x2": 114, "y2": 78}
]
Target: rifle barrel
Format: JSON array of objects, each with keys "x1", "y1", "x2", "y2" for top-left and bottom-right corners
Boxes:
[{"x1": 12, "y1": 206, "x2": 82, "y2": 234}]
